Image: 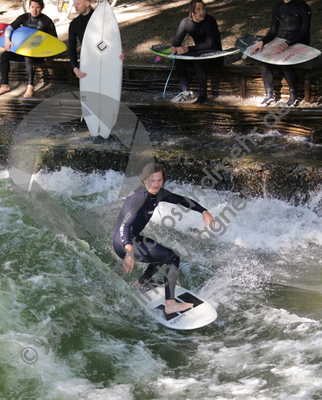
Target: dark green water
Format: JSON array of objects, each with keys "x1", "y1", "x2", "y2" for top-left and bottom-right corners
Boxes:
[{"x1": 1, "y1": 168, "x2": 322, "y2": 399}]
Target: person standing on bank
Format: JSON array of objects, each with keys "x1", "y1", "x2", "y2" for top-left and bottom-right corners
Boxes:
[
  {"x1": 251, "y1": 0, "x2": 311, "y2": 107},
  {"x1": 69, "y1": 0, "x2": 124, "y2": 79},
  {"x1": 113, "y1": 163, "x2": 215, "y2": 315},
  {"x1": 171, "y1": 0, "x2": 223, "y2": 104},
  {"x1": 0, "y1": 0, "x2": 57, "y2": 98}
]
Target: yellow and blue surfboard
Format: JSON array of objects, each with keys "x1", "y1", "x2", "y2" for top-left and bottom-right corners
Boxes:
[{"x1": 0, "y1": 26, "x2": 66, "y2": 57}]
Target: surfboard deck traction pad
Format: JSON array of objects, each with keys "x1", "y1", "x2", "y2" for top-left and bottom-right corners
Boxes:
[{"x1": 144, "y1": 282, "x2": 205, "y2": 321}]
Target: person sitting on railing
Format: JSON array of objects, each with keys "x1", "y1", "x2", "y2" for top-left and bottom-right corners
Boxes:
[
  {"x1": 0, "y1": 0, "x2": 57, "y2": 98},
  {"x1": 171, "y1": 0, "x2": 223, "y2": 104},
  {"x1": 251, "y1": 0, "x2": 311, "y2": 107}
]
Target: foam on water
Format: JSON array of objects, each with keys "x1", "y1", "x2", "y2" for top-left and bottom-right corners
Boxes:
[
  {"x1": 0, "y1": 170, "x2": 9, "y2": 180},
  {"x1": 151, "y1": 182, "x2": 322, "y2": 252},
  {"x1": 33, "y1": 167, "x2": 123, "y2": 197},
  {"x1": 31, "y1": 167, "x2": 124, "y2": 213}
]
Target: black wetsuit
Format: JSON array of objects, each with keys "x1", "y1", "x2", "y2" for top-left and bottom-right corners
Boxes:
[
  {"x1": 1, "y1": 13, "x2": 57, "y2": 85},
  {"x1": 172, "y1": 15, "x2": 222, "y2": 97},
  {"x1": 68, "y1": 9, "x2": 94, "y2": 70},
  {"x1": 113, "y1": 186, "x2": 206, "y2": 300},
  {"x1": 260, "y1": 0, "x2": 311, "y2": 99}
]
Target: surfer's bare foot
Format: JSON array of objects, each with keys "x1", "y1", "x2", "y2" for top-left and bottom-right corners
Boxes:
[
  {"x1": 23, "y1": 85, "x2": 34, "y2": 98},
  {"x1": 0, "y1": 84, "x2": 10, "y2": 95},
  {"x1": 165, "y1": 299, "x2": 193, "y2": 314},
  {"x1": 130, "y1": 280, "x2": 145, "y2": 291}
]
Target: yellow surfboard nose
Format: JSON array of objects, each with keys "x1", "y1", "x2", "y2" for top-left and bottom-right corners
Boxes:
[{"x1": 16, "y1": 31, "x2": 67, "y2": 57}]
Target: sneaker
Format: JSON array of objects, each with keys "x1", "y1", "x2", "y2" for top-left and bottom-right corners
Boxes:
[
  {"x1": 256, "y1": 96, "x2": 275, "y2": 107},
  {"x1": 286, "y1": 97, "x2": 300, "y2": 107},
  {"x1": 171, "y1": 91, "x2": 197, "y2": 103}
]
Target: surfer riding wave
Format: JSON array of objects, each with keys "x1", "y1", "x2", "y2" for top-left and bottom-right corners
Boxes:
[{"x1": 113, "y1": 163, "x2": 215, "y2": 315}]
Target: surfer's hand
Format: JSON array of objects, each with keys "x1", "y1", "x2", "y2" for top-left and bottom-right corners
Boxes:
[
  {"x1": 123, "y1": 245, "x2": 135, "y2": 273},
  {"x1": 273, "y1": 42, "x2": 289, "y2": 54},
  {"x1": 177, "y1": 46, "x2": 188, "y2": 55},
  {"x1": 119, "y1": 49, "x2": 125, "y2": 62},
  {"x1": 250, "y1": 41, "x2": 263, "y2": 55},
  {"x1": 171, "y1": 46, "x2": 177, "y2": 54},
  {"x1": 4, "y1": 37, "x2": 13, "y2": 52},
  {"x1": 124, "y1": 255, "x2": 134, "y2": 273},
  {"x1": 202, "y1": 210, "x2": 215, "y2": 229},
  {"x1": 73, "y1": 67, "x2": 87, "y2": 79}
]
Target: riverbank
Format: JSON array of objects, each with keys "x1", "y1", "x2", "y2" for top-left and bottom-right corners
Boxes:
[{"x1": 1, "y1": 0, "x2": 322, "y2": 62}]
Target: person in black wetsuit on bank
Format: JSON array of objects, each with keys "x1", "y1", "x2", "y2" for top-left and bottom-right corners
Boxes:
[
  {"x1": 0, "y1": 0, "x2": 57, "y2": 98},
  {"x1": 251, "y1": 0, "x2": 311, "y2": 107},
  {"x1": 171, "y1": 0, "x2": 222, "y2": 104},
  {"x1": 69, "y1": 0, "x2": 124, "y2": 79},
  {"x1": 113, "y1": 163, "x2": 215, "y2": 315}
]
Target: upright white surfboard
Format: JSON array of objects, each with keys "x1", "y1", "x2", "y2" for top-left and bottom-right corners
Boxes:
[{"x1": 80, "y1": 0, "x2": 122, "y2": 138}]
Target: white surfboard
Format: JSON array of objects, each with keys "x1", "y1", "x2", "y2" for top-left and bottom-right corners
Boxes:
[
  {"x1": 243, "y1": 37, "x2": 321, "y2": 66},
  {"x1": 80, "y1": 0, "x2": 122, "y2": 138},
  {"x1": 134, "y1": 282, "x2": 217, "y2": 330}
]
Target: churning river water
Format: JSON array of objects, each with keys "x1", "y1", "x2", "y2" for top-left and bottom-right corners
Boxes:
[{"x1": 1, "y1": 166, "x2": 322, "y2": 400}]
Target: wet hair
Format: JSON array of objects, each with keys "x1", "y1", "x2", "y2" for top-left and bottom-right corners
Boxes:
[
  {"x1": 141, "y1": 163, "x2": 167, "y2": 185},
  {"x1": 189, "y1": 0, "x2": 205, "y2": 19},
  {"x1": 29, "y1": 0, "x2": 45, "y2": 10}
]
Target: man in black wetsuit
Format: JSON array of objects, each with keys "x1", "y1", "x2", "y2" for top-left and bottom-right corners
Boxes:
[
  {"x1": 251, "y1": 0, "x2": 311, "y2": 107},
  {"x1": 113, "y1": 163, "x2": 215, "y2": 315},
  {"x1": 68, "y1": 0, "x2": 93, "y2": 79},
  {"x1": 171, "y1": 0, "x2": 222, "y2": 104},
  {"x1": 69, "y1": 0, "x2": 124, "y2": 79},
  {"x1": 0, "y1": 0, "x2": 57, "y2": 98}
]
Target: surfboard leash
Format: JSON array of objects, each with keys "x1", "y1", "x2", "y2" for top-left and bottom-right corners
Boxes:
[{"x1": 163, "y1": 54, "x2": 176, "y2": 100}]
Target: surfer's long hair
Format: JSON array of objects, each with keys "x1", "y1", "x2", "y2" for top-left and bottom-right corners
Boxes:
[
  {"x1": 29, "y1": 0, "x2": 45, "y2": 10},
  {"x1": 189, "y1": 0, "x2": 205, "y2": 19},
  {"x1": 141, "y1": 163, "x2": 167, "y2": 185}
]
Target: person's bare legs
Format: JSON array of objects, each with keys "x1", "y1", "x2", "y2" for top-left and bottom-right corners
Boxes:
[
  {"x1": 165, "y1": 299, "x2": 193, "y2": 314},
  {"x1": 23, "y1": 85, "x2": 34, "y2": 98},
  {"x1": 0, "y1": 84, "x2": 10, "y2": 94}
]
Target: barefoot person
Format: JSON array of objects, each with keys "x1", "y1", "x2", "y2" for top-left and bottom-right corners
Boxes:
[
  {"x1": 171, "y1": 0, "x2": 222, "y2": 104},
  {"x1": 113, "y1": 163, "x2": 215, "y2": 315},
  {"x1": 0, "y1": 0, "x2": 57, "y2": 98},
  {"x1": 69, "y1": 0, "x2": 124, "y2": 79},
  {"x1": 251, "y1": 0, "x2": 311, "y2": 107}
]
